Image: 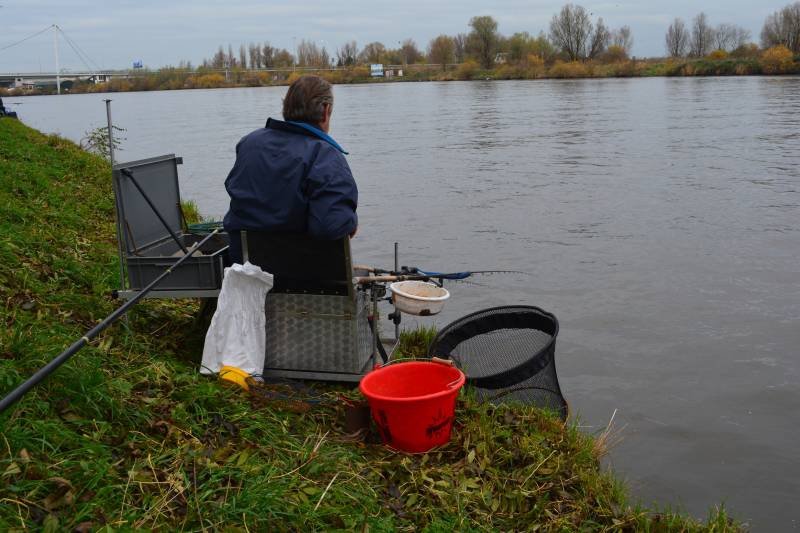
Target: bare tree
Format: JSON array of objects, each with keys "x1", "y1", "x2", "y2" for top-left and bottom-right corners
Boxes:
[
  {"x1": 736, "y1": 27, "x2": 753, "y2": 47},
  {"x1": 273, "y1": 49, "x2": 294, "y2": 68},
  {"x1": 400, "y1": 38, "x2": 422, "y2": 64},
  {"x1": 714, "y1": 23, "x2": 735, "y2": 51},
  {"x1": 714, "y1": 23, "x2": 751, "y2": 51},
  {"x1": 690, "y1": 12, "x2": 714, "y2": 57},
  {"x1": 227, "y1": 44, "x2": 236, "y2": 67},
  {"x1": 428, "y1": 35, "x2": 455, "y2": 68},
  {"x1": 588, "y1": 17, "x2": 610, "y2": 59},
  {"x1": 761, "y1": 2, "x2": 800, "y2": 53},
  {"x1": 468, "y1": 16, "x2": 499, "y2": 68},
  {"x1": 359, "y1": 42, "x2": 387, "y2": 64},
  {"x1": 336, "y1": 41, "x2": 358, "y2": 66},
  {"x1": 248, "y1": 43, "x2": 261, "y2": 69},
  {"x1": 666, "y1": 18, "x2": 689, "y2": 57},
  {"x1": 611, "y1": 25, "x2": 634, "y2": 54},
  {"x1": 262, "y1": 43, "x2": 275, "y2": 68},
  {"x1": 239, "y1": 44, "x2": 247, "y2": 69},
  {"x1": 453, "y1": 33, "x2": 467, "y2": 63},
  {"x1": 212, "y1": 45, "x2": 226, "y2": 68},
  {"x1": 549, "y1": 4, "x2": 593, "y2": 61},
  {"x1": 297, "y1": 39, "x2": 328, "y2": 67}
]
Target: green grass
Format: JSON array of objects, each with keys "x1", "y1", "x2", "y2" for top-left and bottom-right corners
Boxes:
[
  {"x1": 181, "y1": 199, "x2": 202, "y2": 225},
  {"x1": 395, "y1": 325, "x2": 438, "y2": 358},
  {"x1": 0, "y1": 117, "x2": 741, "y2": 531}
]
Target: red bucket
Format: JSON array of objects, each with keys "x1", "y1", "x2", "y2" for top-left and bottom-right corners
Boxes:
[{"x1": 359, "y1": 361, "x2": 465, "y2": 453}]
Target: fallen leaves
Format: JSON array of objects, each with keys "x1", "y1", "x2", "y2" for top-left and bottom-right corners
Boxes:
[{"x1": 42, "y1": 477, "x2": 75, "y2": 512}]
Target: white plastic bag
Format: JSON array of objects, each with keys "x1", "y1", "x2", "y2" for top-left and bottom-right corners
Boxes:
[{"x1": 200, "y1": 262, "x2": 273, "y2": 375}]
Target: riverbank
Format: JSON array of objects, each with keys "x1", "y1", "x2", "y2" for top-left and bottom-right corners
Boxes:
[
  {"x1": 0, "y1": 117, "x2": 740, "y2": 530},
  {"x1": 3, "y1": 50, "x2": 798, "y2": 97}
]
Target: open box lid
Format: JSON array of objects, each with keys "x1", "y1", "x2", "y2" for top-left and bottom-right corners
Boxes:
[{"x1": 112, "y1": 154, "x2": 184, "y2": 254}]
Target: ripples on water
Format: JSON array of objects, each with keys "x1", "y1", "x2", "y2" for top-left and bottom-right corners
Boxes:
[{"x1": 10, "y1": 76, "x2": 800, "y2": 530}]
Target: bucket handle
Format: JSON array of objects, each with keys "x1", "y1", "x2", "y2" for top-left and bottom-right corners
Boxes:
[
  {"x1": 430, "y1": 356, "x2": 465, "y2": 389},
  {"x1": 432, "y1": 358, "x2": 464, "y2": 389},
  {"x1": 372, "y1": 356, "x2": 416, "y2": 370}
]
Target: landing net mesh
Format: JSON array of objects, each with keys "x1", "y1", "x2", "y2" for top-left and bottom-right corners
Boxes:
[{"x1": 428, "y1": 306, "x2": 567, "y2": 419}]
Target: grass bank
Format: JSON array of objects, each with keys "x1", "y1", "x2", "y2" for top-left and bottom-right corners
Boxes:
[{"x1": 0, "y1": 117, "x2": 739, "y2": 530}]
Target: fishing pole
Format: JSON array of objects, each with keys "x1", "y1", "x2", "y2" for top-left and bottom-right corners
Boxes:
[
  {"x1": 353, "y1": 269, "x2": 528, "y2": 284},
  {"x1": 0, "y1": 229, "x2": 220, "y2": 415}
]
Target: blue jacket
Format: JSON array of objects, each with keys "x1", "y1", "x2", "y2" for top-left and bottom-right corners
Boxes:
[{"x1": 223, "y1": 118, "x2": 358, "y2": 245}]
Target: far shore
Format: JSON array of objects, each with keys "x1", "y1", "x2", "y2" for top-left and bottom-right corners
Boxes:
[{"x1": 3, "y1": 53, "x2": 799, "y2": 97}]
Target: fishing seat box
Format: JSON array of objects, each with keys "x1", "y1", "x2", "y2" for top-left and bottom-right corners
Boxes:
[
  {"x1": 112, "y1": 155, "x2": 229, "y2": 293},
  {"x1": 240, "y1": 231, "x2": 381, "y2": 382}
]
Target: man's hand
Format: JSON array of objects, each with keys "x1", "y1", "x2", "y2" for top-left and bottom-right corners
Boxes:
[{"x1": 349, "y1": 225, "x2": 358, "y2": 238}]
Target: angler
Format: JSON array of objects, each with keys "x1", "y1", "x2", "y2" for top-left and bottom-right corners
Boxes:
[{"x1": 223, "y1": 75, "x2": 358, "y2": 265}]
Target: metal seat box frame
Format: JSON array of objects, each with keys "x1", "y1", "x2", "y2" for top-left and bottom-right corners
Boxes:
[
  {"x1": 112, "y1": 154, "x2": 229, "y2": 300},
  {"x1": 240, "y1": 230, "x2": 395, "y2": 382}
]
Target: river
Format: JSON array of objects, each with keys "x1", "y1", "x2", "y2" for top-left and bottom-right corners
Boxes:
[{"x1": 7, "y1": 77, "x2": 800, "y2": 530}]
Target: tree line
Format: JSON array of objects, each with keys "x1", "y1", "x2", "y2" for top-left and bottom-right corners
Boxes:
[
  {"x1": 195, "y1": 10, "x2": 623, "y2": 72},
  {"x1": 3, "y1": 2, "x2": 798, "y2": 97},
  {"x1": 192, "y1": 2, "x2": 800, "y2": 73},
  {"x1": 664, "y1": 14, "x2": 751, "y2": 58}
]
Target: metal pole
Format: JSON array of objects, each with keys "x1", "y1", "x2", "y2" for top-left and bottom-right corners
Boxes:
[
  {"x1": 104, "y1": 99, "x2": 115, "y2": 166},
  {"x1": 106, "y1": 100, "x2": 127, "y2": 307},
  {"x1": 0, "y1": 230, "x2": 220, "y2": 414},
  {"x1": 372, "y1": 289, "x2": 379, "y2": 365},
  {"x1": 53, "y1": 25, "x2": 60, "y2": 95},
  {"x1": 394, "y1": 242, "x2": 399, "y2": 341}
]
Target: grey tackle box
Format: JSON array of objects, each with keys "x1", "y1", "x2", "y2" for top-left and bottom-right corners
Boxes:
[{"x1": 112, "y1": 155, "x2": 228, "y2": 294}]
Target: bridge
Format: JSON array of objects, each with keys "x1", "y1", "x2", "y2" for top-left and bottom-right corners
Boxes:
[
  {"x1": 0, "y1": 71, "x2": 127, "y2": 89},
  {"x1": 0, "y1": 24, "x2": 127, "y2": 93}
]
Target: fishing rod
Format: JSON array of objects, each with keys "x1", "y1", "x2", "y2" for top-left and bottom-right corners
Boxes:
[
  {"x1": 353, "y1": 268, "x2": 528, "y2": 285},
  {"x1": 0, "y1": 230, "x2": 220, "y2": 415}
]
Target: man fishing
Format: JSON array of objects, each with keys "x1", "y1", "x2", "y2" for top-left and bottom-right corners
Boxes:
[
  {"x1": 0, "y1": 97, "x2": 18, "y2": 119},
  {"x1": 223, "y1": 75, "x2": 358, "y2": 263}
]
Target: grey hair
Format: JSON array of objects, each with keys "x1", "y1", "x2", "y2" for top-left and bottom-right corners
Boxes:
[{"x1": 282, "y1": 75, "x2": 333, "y2": 124}]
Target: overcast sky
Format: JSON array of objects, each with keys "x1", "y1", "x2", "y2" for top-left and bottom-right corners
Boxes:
[{"x1": 0, "y1": 1, "x2": 782, "y2": 72}]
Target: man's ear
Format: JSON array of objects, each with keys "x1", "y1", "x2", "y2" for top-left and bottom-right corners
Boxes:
[{"x1": 320, "y1": 103, "x2": 333, "y2": 132}]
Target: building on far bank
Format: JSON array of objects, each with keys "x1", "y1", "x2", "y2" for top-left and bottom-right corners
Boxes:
[{"x1": 494, "y1": 52, "x2": 510, "y2": 65}]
